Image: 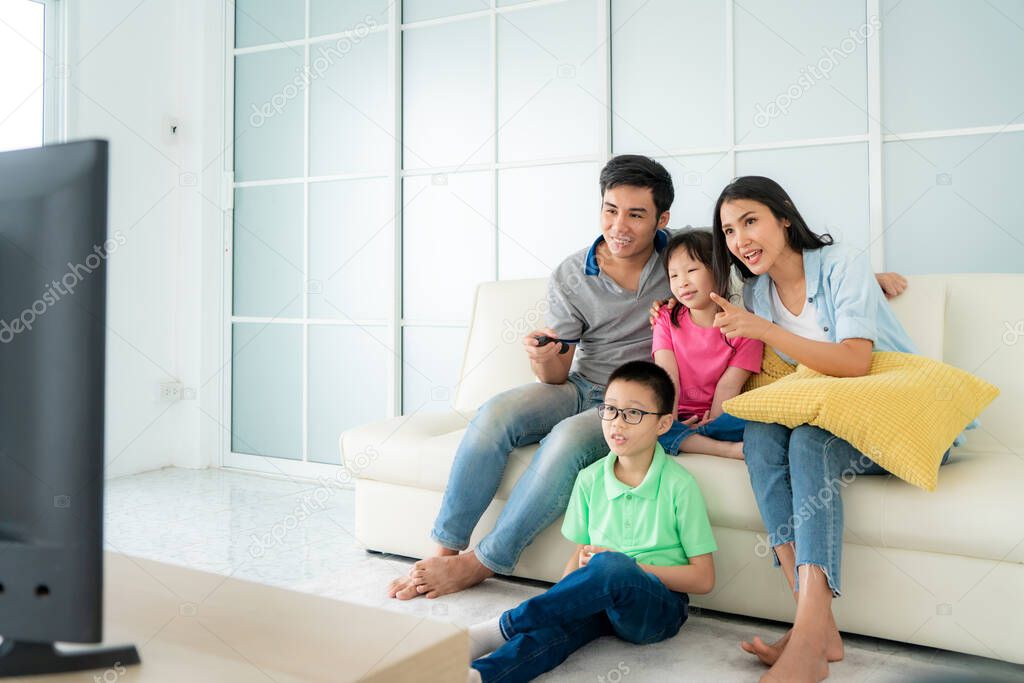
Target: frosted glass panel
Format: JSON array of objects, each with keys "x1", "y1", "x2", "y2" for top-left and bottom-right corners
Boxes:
[
  {"x1": 881, "y1": 0, "x2": 1024, "y2": 133},
  {"x1": 403, "y1": 0, "x2": 489, "y2": 23},
  {"x1": 497, "y1": 0, "x2": 603, "y2": 162},
  {"x1": 612, "y1": 0, "x2": 728, "y2": 153},
  {"x1": 402, "y1": 327, "x2": 467, "y2": 414},
  {"x1": 736, "y1": 143, "x2": 870, "y2": 253},
  {"x1": 233, "y1": 185, "x2": 304, "y2": 318},
  {"x1": 884, "y1": 132, "x2": 1024, "y2": 274},
  {"x1": 232, "y1": 324, "x2": 303, "y2": 459},
  {"x1": 311, "y1": 0, "x2": 389, "y2": 37},
  {"x1": 308, "y1": 325, "x2": 389, "y2": 463},
  {"x1": 309, "y1": 30, "x2": 391, "y2": 176},
  {"x1": 734, "y1": 0, "x2": 869, "y2": 144},
  {"x1": 403, "y1": 18, "x2": 492, "y2": 169},
  {"x1": 403, "y1": 172, "x2": 495, "y2": 322},
  {"x1": 308, "y1": 178, "x2": 392, "y2": 321},
  {"x1": 234, "y1": 49, "x2": 305, "y2": 181},
  {"x1": 498, "y1": 163, "x2": 600, "y2": 279},
  {"x1": 235, "y1": 0, "x2": 304, "y2": 48},
  {"x1": 656, "y1": 154, "x2": 733, "y2": 230}
]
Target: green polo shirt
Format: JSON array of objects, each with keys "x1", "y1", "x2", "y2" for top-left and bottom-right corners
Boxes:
[{"x1": 561, "y1": 443, "x2": 717, "y2": 566}]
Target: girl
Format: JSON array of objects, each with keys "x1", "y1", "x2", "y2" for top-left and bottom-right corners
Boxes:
[
  {"x1": 653, "y1": 229, "x2": 764, "y2": 460},
  {"x1": 708, "y1": 176, "x2": 950, "y2": 683}
]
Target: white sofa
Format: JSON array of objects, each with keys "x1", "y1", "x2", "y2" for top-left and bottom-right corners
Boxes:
[{"x1": 341, "y1": 274, "x2": 1024, "y2": 665}]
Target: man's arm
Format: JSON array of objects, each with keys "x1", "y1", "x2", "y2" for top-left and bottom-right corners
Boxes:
[
  {"x1": 876, "y1": 272, "x2": 908, "y2": 299},
  {"x1": 524, "y1": 327, "x2": 575, "y2": 384},
  {"x1": 638, "y1": 553, "x2": 715, "y2": 594}
]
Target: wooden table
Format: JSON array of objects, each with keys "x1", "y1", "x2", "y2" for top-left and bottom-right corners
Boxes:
[{"x1": 10, "y1": 553, "x2": 467, "y2": 682}]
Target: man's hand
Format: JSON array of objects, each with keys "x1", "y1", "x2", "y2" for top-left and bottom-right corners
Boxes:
[
  {"x1": 523, "y1": 327, "x2": 563, "y2": 363},
  {"x1": 710, "y1": 293, "x2": 773, "y2": 341},
  {"x1": 648, "y1": 298, "x2": 676, "y2": 329},
  {"x1": 578, "y1": 545, "x2": 611, "y2": 568},
  {"x1": 876, "y1": 272, "x2": 908, "y2": 299}
]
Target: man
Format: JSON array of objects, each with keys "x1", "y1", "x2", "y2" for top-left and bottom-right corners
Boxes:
[{"x1": 387, "y1": 155, "x2": 907, "y2": 599}]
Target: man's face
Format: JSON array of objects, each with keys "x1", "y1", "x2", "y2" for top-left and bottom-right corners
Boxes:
[{"x1": 600, "y1": 185, "x2": 670, "y2": 261}]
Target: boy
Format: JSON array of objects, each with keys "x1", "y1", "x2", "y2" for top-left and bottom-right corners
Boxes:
[{"x1": 465, "y1": 361, "x2": 717, "y2": 683}]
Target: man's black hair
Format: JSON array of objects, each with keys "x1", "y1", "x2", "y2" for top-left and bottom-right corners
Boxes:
[
  {"x1": 606, "y1": 361, "x2": 675, "y2": 416},
  {"x1": 599, "y1": 155, "x2": 675, "y2": 219}
]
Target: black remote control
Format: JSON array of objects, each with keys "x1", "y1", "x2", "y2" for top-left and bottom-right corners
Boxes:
[{"x1": 534, "y1": 335, "x2": 570, "y2": 354}]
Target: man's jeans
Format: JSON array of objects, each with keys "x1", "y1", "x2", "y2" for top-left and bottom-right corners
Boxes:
[
  {"x1": 472, "y1": 551, "x2": 689, "y2": 682},
  {"x1": 744, "y1": 422, "x2": 952, "y2": 596},
  {"x1": 431, "y1": 372, "x2": 607, "y2": 574}
]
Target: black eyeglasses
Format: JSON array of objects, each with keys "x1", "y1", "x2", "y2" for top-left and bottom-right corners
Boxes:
[{"x1": 596, "y1": 403, "x2": 662, "y2": 425}]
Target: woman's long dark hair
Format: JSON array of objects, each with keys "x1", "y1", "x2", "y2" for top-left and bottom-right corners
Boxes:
[{"x1": 710, "y1": 176, "x2": 833, "y2": 300}]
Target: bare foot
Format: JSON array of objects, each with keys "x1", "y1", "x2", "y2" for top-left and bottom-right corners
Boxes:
[
  {"x1": 741, "y1": 627, "x2": 843, "y2": 666},
  {"x1": 759, "y1": 629, "x2": 829, "y2": 683},
  {"x1": 387, "y1": 570, "x2": 423, "y2": 600},
  {"x1": 411, "y1": 552, "x2": 494, "y2": 599},
  {"x1": 729, "y1": 441, "x2": 745, "y2": 460}
]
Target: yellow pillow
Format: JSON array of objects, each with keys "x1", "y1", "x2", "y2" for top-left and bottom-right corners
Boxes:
[
  {"x1": 742, "y1": 346, "x2": 795, "y2": 392},
  {"x1": 724, "y1": 352, "x2": 999, "y2": 491}
]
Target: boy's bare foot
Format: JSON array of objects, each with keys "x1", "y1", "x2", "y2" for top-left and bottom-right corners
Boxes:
[
  {"x1": 387, "y1": 545, "x2": 459, "y2": 600},
  {"x1": 741, "y1": 627, "x2": 843, "y2": 666},
  {"x1": 411, "y1": 551, "x2": 494, "y2": 599},
  {"x1": 759, "y1": 629, "x2": 829, "y2": 683}
]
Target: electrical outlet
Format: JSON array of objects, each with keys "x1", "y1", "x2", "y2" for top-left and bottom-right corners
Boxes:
[{"x1": 160, "y1": 381, "x2": 183, "y2": 401}]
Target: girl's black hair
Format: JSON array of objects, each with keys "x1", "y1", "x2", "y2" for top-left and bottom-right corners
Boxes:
[{"x1": 710, "y1": 176, "x2": 833, "y2": 300}]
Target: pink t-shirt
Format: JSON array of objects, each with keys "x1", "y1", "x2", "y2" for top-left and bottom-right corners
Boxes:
[{"x1": 652, "y1": 307, "x2": 764, "y2": 418}]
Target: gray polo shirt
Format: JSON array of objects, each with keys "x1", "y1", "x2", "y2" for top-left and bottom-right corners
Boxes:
[{"x1": 546, "y1": 229, "x2": 674, "y2": 387}]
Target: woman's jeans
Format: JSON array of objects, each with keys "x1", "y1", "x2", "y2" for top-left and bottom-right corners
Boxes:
[
  {"x1": 472, "y1": 551, "x2": 689, "y2": 683},
  {"x1": 431, "y1": 372, "x2": 608, "y2": 575},
  {"x1": 744, "y1": 422, "x2": 951, "y2": 596},
  {"x1": 659, "y1": 412, "x2": 747, "y2": 454}
]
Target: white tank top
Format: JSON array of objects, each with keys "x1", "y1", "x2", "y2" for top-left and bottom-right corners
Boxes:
[{"x1": 770, "y1": 281, "x2": 830, "y2": 343}]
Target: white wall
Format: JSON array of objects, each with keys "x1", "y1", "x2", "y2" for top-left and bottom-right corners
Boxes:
[{"x1": 66, "y1": 0, "x2": 225, "y2": 478}]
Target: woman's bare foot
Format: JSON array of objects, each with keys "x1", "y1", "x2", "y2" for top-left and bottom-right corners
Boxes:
[
  {"x1": 411, "y1": 551, "x2": 494, "y2": 599},
  {"x1": 387, "y1": 545, "x2": 459, "y2": 600},
  {"x1": 741, "y1": 626, "x2": 843, "y2": 666},
  {"x1": 759, "y1": 629, "x2": 829, "y2": 683}
]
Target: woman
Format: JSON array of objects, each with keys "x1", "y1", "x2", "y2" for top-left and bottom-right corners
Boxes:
[{"x1": 707, "y1": 176, "x2": 950, "y2": 683}]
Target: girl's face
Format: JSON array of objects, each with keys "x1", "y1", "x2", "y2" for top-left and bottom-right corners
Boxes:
[
  {"x1": 667, "y1": 248, "x2": 716, "y2": 311},
  {"x1": 720, "y1": 199, "x2": 791, "y2": 275}
]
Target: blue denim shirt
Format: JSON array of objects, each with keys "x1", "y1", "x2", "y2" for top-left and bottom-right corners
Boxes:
[
  {"x1": 741, "y1": 243, "x2": 917, "y2": 365},
  {"x1": 741, "y1": 243, "x2": 973, "y2": 444}
]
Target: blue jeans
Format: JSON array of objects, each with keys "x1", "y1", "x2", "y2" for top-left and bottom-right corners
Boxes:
[
  {"x1": 472, "y1": 551, "x2": 689, "y2": 682},
  {"x1": 659, "y1": 412, "x2": 748, "y2": 454},
  {"x1": 744, "y1": 422, "x2": 951, "y2": 596},
  {"x1": 431, "y1": 372, "x2": 608, "y2": 574}
]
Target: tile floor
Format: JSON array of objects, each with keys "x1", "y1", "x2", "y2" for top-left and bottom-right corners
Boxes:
[{"x1": 105, "y1": 467, "x2": 1023, "y2": 682}]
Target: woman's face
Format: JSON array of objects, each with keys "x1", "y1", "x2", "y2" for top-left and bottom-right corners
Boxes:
[
  {"x1": 666, "y1": 248, "x2": 715, "y2": 312},
  {"x1": 720, "y1": 198, "x2": 791, "y2": 275}
]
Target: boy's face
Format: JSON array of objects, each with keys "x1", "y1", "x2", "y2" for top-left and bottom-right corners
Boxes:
[
  {"x1": 601, "y1": 379, "x2": 673, "y2": 459},
  {"x1": 600, "y1": 185, "x2": 670, "y2": 261}
]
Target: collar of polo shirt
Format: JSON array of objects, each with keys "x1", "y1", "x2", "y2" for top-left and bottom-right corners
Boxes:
[
  {"x1": 602, "y1": 442, "x2": 668, "y2": 500},
  {"x1": 584, "y1": 228, "x2": 670, "y2": 276}
]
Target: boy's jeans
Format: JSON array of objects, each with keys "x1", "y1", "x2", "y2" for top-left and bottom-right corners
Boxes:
[
  {"x1": 431, "y1": 372, "x2": 607, "y2": 575},
  {"x1": 659, "y1": 412, "x2": 747, "y2": 454},
  {"x1": 744, "y1": 422, "x2": 952, "y2": 596},
  {"x1": 473, "y1": 551, "x2": 689, "y2": 683}
]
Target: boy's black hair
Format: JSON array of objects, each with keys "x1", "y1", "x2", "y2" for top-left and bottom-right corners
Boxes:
[
  {"x1": 606, "y1": 361, "x2": 675, "y2": 416},
  {"x1": 711, "y1": 175, "x2": 832, "y2": 299},
  {"x1": 599, "y1": 155, "x2": 675, "y2": 219}
]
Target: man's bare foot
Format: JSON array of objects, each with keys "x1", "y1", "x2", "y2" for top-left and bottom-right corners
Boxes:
[
  {"x1": 741, "y1": 627, "x2": 843, "y2": 666},
  {"x1": 410, "y1": 552, "x2": 494, "y2": 599},
  {"x1": 387, "y1": 545, "x2": 459, "y2": 600},
  {"x1": 759, "y1": 629, "x2": 829, "y2": 683}
]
